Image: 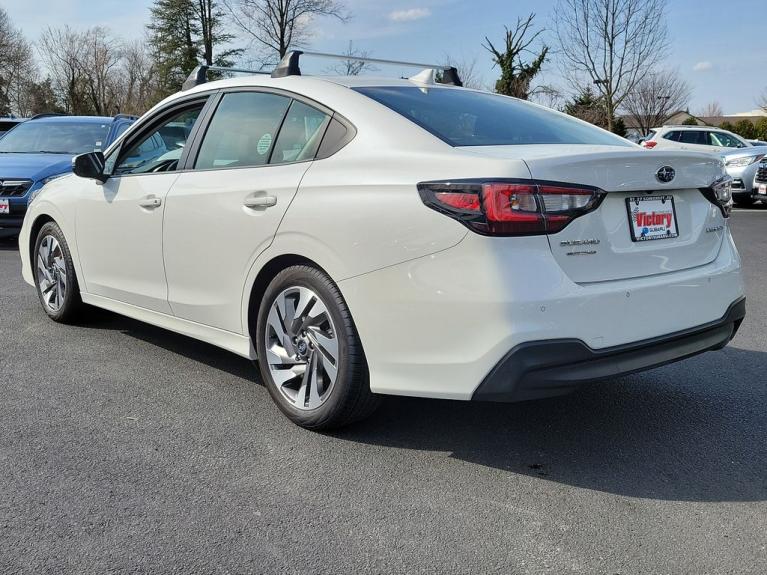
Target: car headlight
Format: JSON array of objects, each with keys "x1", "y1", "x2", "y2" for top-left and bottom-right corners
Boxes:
[
  {"x1": 28, "y1": 173, "x2": 69, "y2": 205},
  {"x1": 725, "y1": 154, "x2": 765, "y2": 167}
]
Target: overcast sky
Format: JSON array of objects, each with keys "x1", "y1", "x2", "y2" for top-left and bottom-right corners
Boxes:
[{"x1": 4, "y1": 0, "x2": 765, "y2": 115}]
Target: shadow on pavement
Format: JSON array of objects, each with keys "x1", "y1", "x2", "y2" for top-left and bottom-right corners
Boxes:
[
  {"x1": 336, "y1": 345, "x2": 767, "y2": 503},
  {"x1": 83, "y1": 307, "x2": 767, "y2": 504}
]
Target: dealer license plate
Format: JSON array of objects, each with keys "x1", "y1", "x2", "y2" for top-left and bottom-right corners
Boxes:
[{"x1": 626, "y1": 195, "x2": 679, "y2": 242}]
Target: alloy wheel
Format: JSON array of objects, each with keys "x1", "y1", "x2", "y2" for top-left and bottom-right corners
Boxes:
[
  {"x1": 36, "y1": 235, "x2": 67, "y2": 312},
  {"x1": 264, "y1": 286, "x2": 339, "y2": 410}
]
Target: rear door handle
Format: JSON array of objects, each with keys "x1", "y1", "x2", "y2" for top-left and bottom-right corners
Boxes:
[
  {"x1": 139, "y1": 196, "x2": 162, "y2": 209},
  {"x1": 244, "y1": 195, "x2": 277, "y2": 209}
]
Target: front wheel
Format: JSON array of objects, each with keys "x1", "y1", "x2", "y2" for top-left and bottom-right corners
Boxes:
[
  {"x1": 33, "y1": 221, "x2": 85, "y2": 323},
  {"x1": 255, "y1": 265, "x2": 380, "y2": 430}
]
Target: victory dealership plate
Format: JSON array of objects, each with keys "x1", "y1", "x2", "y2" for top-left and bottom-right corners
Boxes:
[{"x1": 626, "y1": 195, "x2": 678, "y2": 242}]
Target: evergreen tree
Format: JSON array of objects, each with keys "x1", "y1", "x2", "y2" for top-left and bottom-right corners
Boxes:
[
  {"x1": 148, "y1": 0, "x2": 241, "y2": 97},
  {"x1": 564, "y1": 88, "x2": 626, "y2": 136}
]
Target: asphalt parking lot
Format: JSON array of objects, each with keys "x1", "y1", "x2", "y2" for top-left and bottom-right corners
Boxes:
[{"x1": 1, "y1": 209, "x2": 766, "y2": 575}]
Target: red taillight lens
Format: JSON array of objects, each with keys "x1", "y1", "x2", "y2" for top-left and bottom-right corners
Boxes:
[
  {"x1": 419, "y1": 180, "x2": 604, "y2": 236},
  {"x1": 434, "y1": 191, "x2": 481, "y2": 212},
  {"x1": 642, "y1": 140, "x2": 658, "y2": 149}
]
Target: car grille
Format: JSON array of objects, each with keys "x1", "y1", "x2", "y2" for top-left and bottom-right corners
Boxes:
[
  {"x1": 756, "y1": 163, "x2": 767, "y2": 183},
  {"x1": 0, "y1": 179, "x2": 33, "y2": 197}
]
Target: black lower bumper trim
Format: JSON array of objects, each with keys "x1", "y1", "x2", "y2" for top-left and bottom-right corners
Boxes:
[{"x1": 472, "y1": 297, "x2": 746, "y2": 403}]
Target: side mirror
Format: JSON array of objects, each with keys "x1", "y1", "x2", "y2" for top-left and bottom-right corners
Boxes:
[{"x1": 73, "y1": 151, "x2": 108, "y2": 183}]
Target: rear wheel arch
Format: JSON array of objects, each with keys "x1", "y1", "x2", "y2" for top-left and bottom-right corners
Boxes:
[{"x1": 246, "y1": 254, "x2": 327, "y2": 342}]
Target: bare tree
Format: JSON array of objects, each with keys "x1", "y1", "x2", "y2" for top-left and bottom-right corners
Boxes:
[
  {"x1": 81, "y1": 27, "x2": 123, "y2": 115},
  {"x1": 0, "y1": 7, "x2": 38, "y2": 116},
  {"x1": 325, "y1": 41, "x2": 377, "y2": 76},
  {"x1": 483, "y1": 14, "x2": 548, "y2": 99},
  {"x1": 117, "y1": 39, "x2": 160, "y2": 115},
  {"x1": 622, "y1": 69, "x2": 691, "y2": 136},
  {"x1": 530, "y1": 85, "x2": 565, "y2": 110},
  {"x1": 441, "y1": 54, "x2": 483, "y2": 90},
  {"x1": 555, "y1": 0, "x2": 669, "y2": 131},
  {"x1": 38, "y1": 26, "x2": 89, "y2": 113},
  {"x1": 224, "y1": 0, "x2": 349, "y2": 63},
  {"x1": 698, "y1": 101, "x2": 723, "y2": 118}
]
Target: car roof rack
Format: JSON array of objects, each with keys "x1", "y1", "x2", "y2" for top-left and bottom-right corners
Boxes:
[
  {"x1": 29, "y1": 113, "x2": 66, "y2": 120},
  {"x1": 113, "y1": 113, "x2": 138, "y2": 121},
  {"x1": 182, "y1": 52, "x2": 463, "y2": 91},
  {"x1": 182, "y1": 64, "x2": 271, "y2": 91},
  {"x1": 271, "y1": 50, "x2": 463, "y2": 86}
]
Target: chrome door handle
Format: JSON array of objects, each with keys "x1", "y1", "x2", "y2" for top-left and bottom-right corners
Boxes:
[
  {"x1": 244, "y1": 195, "x2": 277, "y2": 209},
  {"x1": 139, "y1": 196, "x2": 162, "y2": 209}
]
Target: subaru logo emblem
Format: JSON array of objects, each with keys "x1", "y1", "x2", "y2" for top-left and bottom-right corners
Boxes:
[{"x1": 656, "y1": 166, "x2": 675, "y2": 183}]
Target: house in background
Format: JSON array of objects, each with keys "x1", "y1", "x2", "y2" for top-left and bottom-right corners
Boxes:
[{"x1": 622, "y1": 109, "x2": 767, "y2": 142}]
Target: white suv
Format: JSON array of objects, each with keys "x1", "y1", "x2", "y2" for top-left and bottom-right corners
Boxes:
[
  {"x1": 642, "y1": 125, "x2": 751, "y2": 153},
  {"x1": 19, "y1": 53, "x2": 745, "y2": 429}
]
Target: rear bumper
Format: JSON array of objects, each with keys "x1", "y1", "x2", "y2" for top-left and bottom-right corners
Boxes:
[
  {"x1": 340, "y1": 228, "x2": 744, "y2": 401},
  {"x1": 472, "y1": 297, "x2": 745, "y2": 402}
]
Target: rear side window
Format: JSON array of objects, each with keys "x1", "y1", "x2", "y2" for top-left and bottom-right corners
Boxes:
[
  {"x1": 678, "y1": 131, "x2": 705, "y2": 145},
  {"x1": 353, "y1": 86, "x2": 632, "y2": 147},
  {"x1": 270, "y1": 100, "x2": 330, "y2": 164},
  {"x1": 195, "y1": 92, "x2": 291, "y2": 169},
  {"x1": 662, "y1": 131, "x2": 681, "y2": 141}
]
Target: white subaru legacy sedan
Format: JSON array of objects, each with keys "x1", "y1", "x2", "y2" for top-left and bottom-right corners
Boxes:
[{"x1": 19, "y1": 54, "x2": 745, "y2": 429}]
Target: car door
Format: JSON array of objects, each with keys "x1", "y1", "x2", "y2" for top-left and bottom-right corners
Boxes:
[
  {"x1": 162, "y1": 90, "x2": 331, "y2": 333},
  {"x1": 676, "y1": 130, "x2": 710, "y2": 151},
  {"x1": 709, "y1": 131, "x2": 747, "y2": 151},
  {"x1": 76, "y1": 98, "x2": 209, "y2": 313}
]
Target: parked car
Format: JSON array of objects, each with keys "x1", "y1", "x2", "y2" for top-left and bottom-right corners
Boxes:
[
  {"x1": 642, "y1": 125, "x2": 751, "y2": 152},
  {"x1": 19, "y1": 54, "x2": 745, "y2": 429},
  {"x1": 721, "y1": 146, "x2": 767, "y2": 206},
  {"x1": 0, "y1": 113, "x2": 136, "y2": 235},
  {"x1": 0, "y1": 117, "x2": 26, "y2": 138},
  {"x1": 751, "y1": 157, "x2": 767, "y2": 205}
]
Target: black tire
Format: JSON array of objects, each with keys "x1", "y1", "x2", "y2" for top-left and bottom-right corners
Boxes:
[
  {"x1": 733, "y1": 197, "x2": 755, "y2": 208},
  {"x1": 33, "y1": 221, "x2": 86, "y2": 323},
  {"x1": 255, "y1": 265, "x2": 380, "y2": 430}
]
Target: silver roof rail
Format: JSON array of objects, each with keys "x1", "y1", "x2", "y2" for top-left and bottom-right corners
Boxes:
[
  {"x1": 271, "y1": 50, "x2": 463, "y2": 86},
  {"x1": 182, "y1": 64, "x2": 271, "y2": 91}
]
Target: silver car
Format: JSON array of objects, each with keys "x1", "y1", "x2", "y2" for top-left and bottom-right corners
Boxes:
[{"x1": 722, "y1": 146, "x2": 767, "y2": 206}]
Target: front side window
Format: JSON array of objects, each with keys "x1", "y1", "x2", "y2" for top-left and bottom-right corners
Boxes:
[
  {"x1": 114, "y1": 105, "x2": 204, "y2": 175},
  {"x1": 195, "y1": 92, "x2": 291, "y2": 169},
  {"x1": 353, "y1": 86, "x2": 633, "y2": 147},
  {"x1": 709, "y1": 132, "x2": 745, "y2": 148},
  {"x1": 0, "y1": 121, "x2": 110, "y2": 154}
]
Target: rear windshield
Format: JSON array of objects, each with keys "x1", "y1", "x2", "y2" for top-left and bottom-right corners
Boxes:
[
  {"x1": 353, "y1": 86, "x2": 632, "y2": 148},
  {"x1": 0, "y1": 120, "x2": 110, "y2": 154}
]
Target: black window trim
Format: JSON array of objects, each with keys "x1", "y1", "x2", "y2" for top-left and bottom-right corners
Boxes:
[{"x1": 105, "y1": 92, "x2": 216, "y2": 179}]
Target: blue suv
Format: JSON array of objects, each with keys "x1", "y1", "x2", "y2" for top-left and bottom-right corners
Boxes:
[{"x1": 0, "y1": 114, "x2": 135, "y2": 234}]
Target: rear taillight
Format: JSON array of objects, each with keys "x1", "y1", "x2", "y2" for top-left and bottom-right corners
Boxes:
[
  {"x1": 418, "y1": 180, "x2": 605, "y2": 236},
  {"x1": 642, "y1": 141, "x2": 658, "y2": 149},
  {"x1": 699, "y1": 175, "x2": 733, "y2": 218}
]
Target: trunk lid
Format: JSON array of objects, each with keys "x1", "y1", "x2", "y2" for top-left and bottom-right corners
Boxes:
[{"x1": 463, "y1": 145, "x2": 727, "y2": 283}]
